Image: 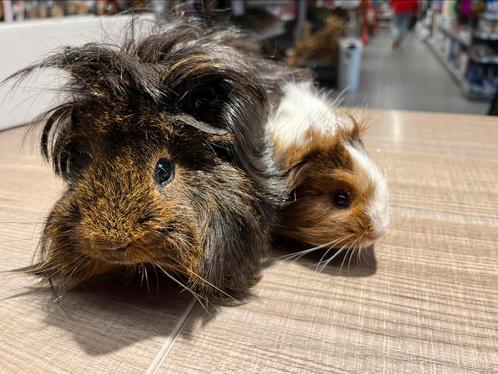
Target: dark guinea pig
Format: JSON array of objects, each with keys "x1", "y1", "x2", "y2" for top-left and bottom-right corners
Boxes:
[{"x1": 6, "y1": 19, "x2": 288, "y2": 302}]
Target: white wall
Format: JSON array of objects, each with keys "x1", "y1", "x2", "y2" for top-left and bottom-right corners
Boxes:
[{"x1": 0, "y1": 14, "x2": 155, "y2": 131}]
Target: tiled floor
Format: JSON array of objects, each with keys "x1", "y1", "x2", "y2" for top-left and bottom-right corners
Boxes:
[{"x1": 343, "y1": 29, "x2": 490, "y2": 115}]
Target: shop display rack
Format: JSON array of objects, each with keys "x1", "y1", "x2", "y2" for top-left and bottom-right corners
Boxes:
[
  {"x1": 437, "y1": 25, "x2": 471, "y2": 47},
  {"x1": 424, "y1": 8, "x2": 498, "y2": 102}
]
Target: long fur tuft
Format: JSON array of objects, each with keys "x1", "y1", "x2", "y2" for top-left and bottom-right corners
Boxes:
[{"x1": 4, "y1": 18, "x2": 296, "y2": 301}]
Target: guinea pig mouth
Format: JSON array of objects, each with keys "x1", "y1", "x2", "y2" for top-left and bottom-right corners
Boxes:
[
  {"x1": 101, "y1": 246, "x2": 129, "y2": 262},
  {"x1": 356, "y1": 238, "x2": 376, "y2": 249},
  {"x1": 356, "y1": 230, "x2": 385, "y2": 249},
  {"x1": 96, "y1": 244, "x2": 148, "y2": 265}
]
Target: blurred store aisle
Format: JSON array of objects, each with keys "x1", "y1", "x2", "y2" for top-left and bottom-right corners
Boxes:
[{"x1": 344, "y1": 29, "x2": 489, "y2": 115}]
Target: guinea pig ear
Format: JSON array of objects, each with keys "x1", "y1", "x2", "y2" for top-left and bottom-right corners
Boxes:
[
  {"x1": 25, "y1": 99, "x2": 90, "y2": 178},
  {"x1": 170, "y1": 114, "x2": 235, "y2": 164},
  {"x1": 174, "y1": 80, "x2": 231, "y2": 127},
  {"x1": 168, "y1": 72, "x2": 266, "y2": 130},
  {"x1": 170, "y1": 114, "x2": 228, "y2": 136},
  {"x1": 280, "y1": 143, "x2": 318, "y2": 171},
  {"x1": 342, "y1": 114, "x2": 369, "y2": 143},
  {"x1": 160, "y1": 54, "x2": 268, "y2": 135},
  {"x1": 286, "y1": 161, "x2": 311, "y2": 190},
  {"x1": 34, "y1": 103, "x2": 75, "y2": 177}
]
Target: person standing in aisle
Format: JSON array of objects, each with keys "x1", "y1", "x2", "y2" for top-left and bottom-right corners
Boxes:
[{"x1": 390, "y1": 0, "x2": 419, "y2": 48}]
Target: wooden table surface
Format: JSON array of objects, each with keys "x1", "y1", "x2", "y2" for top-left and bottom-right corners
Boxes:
[{"x1": 1, "y1": 110, "x2": 497, "y2": 374}]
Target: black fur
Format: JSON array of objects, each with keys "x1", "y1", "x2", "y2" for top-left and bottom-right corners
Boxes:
[{"x1": 4, "y1": 18, "x2": 293, "y2": 301}]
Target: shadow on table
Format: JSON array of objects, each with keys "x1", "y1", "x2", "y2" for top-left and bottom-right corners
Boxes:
[
  {"x1": 1, "y1": 273, "x2": 215, "y2": 356},
  {"x1": 1, "y1": 243, "x2": 376, "y2": 356},
  {"x1": 177, "y1": 246, "x2": 378, "y2": 340},
  {"x1": 271, "y1": 244, "x2": 378, "y2": 278}
]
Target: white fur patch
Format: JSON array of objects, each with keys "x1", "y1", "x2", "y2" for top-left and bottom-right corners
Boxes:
[
  {"x1": 267, "y1": 82, "x2": 353, "y2": 152},
  {"x1": 346, "y1": 144, "x2": 389, "y2": 236},
  {"x1": 268, "y1": 81, "x2": 389, "y2": 244}
]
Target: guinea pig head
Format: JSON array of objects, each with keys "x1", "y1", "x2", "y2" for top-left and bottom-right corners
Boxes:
[
  {"x1": 278, "y1": 122, "x2": 389, "y2": 250},
  {"x1": 39, "y1": 106, "x2": 262, "y2": 299}
]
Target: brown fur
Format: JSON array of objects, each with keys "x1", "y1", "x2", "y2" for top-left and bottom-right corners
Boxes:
[
  {"x1": 288, "y1": 16, "x2": 344, "y2": 67},
  {"x1": 274, "y1": 116, "x2": 367, "y2": 169},
  {"x1": 276, "y1": 120, "x2": 378, "y2": 250},
  {"x1": 5, "y1": 19, "x2": 293, "y2": 302}
]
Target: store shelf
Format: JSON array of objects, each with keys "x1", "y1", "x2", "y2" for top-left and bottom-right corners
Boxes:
[
  {"x1": 245, "y1": 0, "x2": 291, "y2": 9},
  {"x1": 465, "y1": 83, "x2": 496, "y2": 101},
  {"x1": 480, "y1": 12, "x2": 498, "y2": 21},
  {"x1": 425, "y1": 39, "x2": 494, "y2": 101},
  {"x1": 426, "y1": 39, "x2": 464, "y2": 82},
  {"x1": 474, "y1": 31, "x2": 498, "y2": 40},
  {"x1": 438, "y1": 25, "x2": 470, "y2": 47},
  {"x1": 0, "y1": 14, "x2": 155, "y2": 130},
  {"x1": 469, "y1": 52, "x2": 498, "y2": 64},
  {"x1": 253, "y1": 21, "x2": 286, "y2": 41}
]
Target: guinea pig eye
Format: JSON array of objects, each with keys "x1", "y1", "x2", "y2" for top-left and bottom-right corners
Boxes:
[
  {"x1": 332, "y1": 189, "x2": 351, "y2": 209},
  {"x1": 155, "y1": 158, "x2": 175, "y2": 186}
]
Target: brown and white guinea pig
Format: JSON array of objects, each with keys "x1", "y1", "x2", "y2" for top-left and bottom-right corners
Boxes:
[
  {"x1": 5, "y1": 19, "x2": 289, "y2": 301},
  {"x1": 266, "y1": 82, "x2": 389, "y2": 253}
]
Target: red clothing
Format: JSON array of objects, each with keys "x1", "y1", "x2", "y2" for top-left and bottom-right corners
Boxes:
[{"x1": 390, "y1": 0, "x2": 418, "y2": 14}]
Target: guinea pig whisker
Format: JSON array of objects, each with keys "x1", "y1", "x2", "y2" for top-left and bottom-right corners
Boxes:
[
  {"x1": 41, "y1": 227, "x2": 79, "y2": 241},
  {"x1": 315, "y1": 234, "x2": 355, "y2": 270},
  {"x1": 143, "y1": 264, "x2": 151, "y2": 294},
  {"x1": 138, "y1": 263, "x2": 145, "y2": 287},
  {"x1": 30, "y1": 251, "x2": 80, "y2": 275},
  {"x1": 317, "y1": 240, "x2": 351, "y2": 273},
  {"x1": 62, "y1": 259, "x2": 85, "y2": 291},
  {"x1": 358, "y1": 244, "x2": 366, "y2": 267},
  {"x1": 32, "y1": 248, "x2": 90, "y2": 287},
  {"x1": 167, "y1": 256, "x2": 236, "y2": 302},
  {"x1": 129, "y1": 264, "x2": 141, "y2": 288},
  {"x1": 356, "y1": 239, "x2": 367, "y2": 268},
  {"x1": 344, "y1": 238, "x2": 361, "y2": 273},
  {"x1": 154, "y1": 263, "x2": 207, "y2": 311},
  {"x1": 151, "y1": 264, "x2": 160, "y2": 298},
  {"x1": 59, "y1": 254, "x2": 93, "y2": 286},
  {"x1": 347, "y1": 247, "x2": 355, "y2": 273},
  {"x1": 354, "y1": 243, "x2": 361, "y2": 268},
  {"x1": 346, "y1": 239, "x2": 359, "y2": 272},
  {"x1": 315, "y1": 240, "x2": 345, "y2": 270},
  {"x1": 323, "y1": 244, "x2": 348, "y2": 272},
  {"x1": 315, "y1": 247, "x2": 334, "y2": 271},
  {"x1": 277, "y1": 238, "x2": 343, "y2": 262},
  {"x1": 339, "y1": 247, "x2": 354, "y2": 275},
  {"x1": 183, "y1": 266, "x2": 236, "y2": 302},
  {"x1": 316, "y1": 249, "x2": 335, "y2": 272},
  {"x1": 36, "y1": 260, "x2": 78, "y2": 296},
  {"x1": 283, "y1": 234, "x2": 350, "y2": 265}
]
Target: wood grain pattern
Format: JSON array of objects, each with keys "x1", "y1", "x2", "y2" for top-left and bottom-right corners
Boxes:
[
  {"x1": 159, "y1": 111, "x2": 498, "y2": 374},
  {"x1": 1, "y1": 111, "x2": 497, "y2": 373},
  {"x1": 0, "y1": 127, "x2": 191, "y2": 373}
]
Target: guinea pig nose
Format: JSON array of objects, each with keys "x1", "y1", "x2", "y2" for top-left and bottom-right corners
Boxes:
[
  {"x1": 369, "y1": 226, "x2": 386, "y2": 240},
  {"x1": 106, "y1": 243, "x2": 131, "y2": 252},
  {"x1": 91, "y1": 237, "x2": 131, "y2": 251}
]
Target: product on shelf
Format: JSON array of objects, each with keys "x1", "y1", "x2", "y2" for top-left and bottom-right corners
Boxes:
[
  {"x1": 479, "y1": 18, "x2": 496, "y2": 33},
  {"x1": 288, "y1": 16, "x2": 344, "y2": 67},
  {"x1": 424, "y1": 1, "x2": 498, "y2": 101},
  {"x1": 0, "y1": 0, "x2": 150, "y2": 22}
]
